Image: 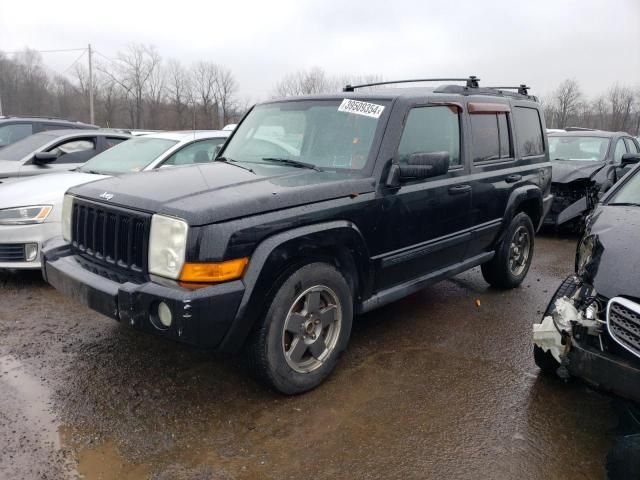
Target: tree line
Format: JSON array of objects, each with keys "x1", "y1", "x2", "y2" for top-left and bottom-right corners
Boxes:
[
  {"x1": 1, "y1": 45, "x2": 638, "y2": 135},
  {"x1": 0, "y1": 44, "x2": 247, "y2": 130},
  {"x1": 540, "y1": 79, "x2": 639, "y2": 134}
]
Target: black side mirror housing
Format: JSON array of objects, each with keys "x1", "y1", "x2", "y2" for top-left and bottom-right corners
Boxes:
[
  {"x1": 386, "y1": 152, "x2": 450, "y2": 187},
  {"x1": 621, "y1": 153, "x2": 640, "y2": 167},
  {"x1": 33, "y1": 152, "x2": 58, "y2": 165}
]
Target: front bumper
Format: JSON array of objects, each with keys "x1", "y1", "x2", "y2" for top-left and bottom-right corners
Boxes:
[
  {"x1": 543, "y1": 193, "x2": 588, "y2": 227},
  {"x1": 567, "y1": 340, "x2": 640, "y2": 404},
  {"x1": 0, "y1": 222, "x2": 60, "y2": 269},
  {"x1": 42, "y1": 238, "x2": 245, "y2": 348}
]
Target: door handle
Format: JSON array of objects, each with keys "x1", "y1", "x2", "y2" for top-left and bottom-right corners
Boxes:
[
  {"x1": 448, "y1": 184, "x2": 471, "y2": 195},
  {"x1": 506, "y1": 174, "x2": 522, "y2": 183}
]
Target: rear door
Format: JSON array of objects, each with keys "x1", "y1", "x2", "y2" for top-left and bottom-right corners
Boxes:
[{"x1": 374, "y1": 104, "x2": 472, "y2": 291}]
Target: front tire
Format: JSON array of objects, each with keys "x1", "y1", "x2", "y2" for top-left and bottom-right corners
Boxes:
[
  {"x1": 482, "y1": 212, "x2": 535, "y2": 289},
  {"x1": 247, "y1": 262, "x2": 353, "y2": 395}
]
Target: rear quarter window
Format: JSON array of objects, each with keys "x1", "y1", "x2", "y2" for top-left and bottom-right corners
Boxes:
[{"x1": 513, "y1": 107, "x2": 545, "y2": 157}]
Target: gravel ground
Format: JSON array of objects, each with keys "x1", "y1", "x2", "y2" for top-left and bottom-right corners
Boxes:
[{"x1": 0, "y1": 235, "x2": 620, "y2": 479}]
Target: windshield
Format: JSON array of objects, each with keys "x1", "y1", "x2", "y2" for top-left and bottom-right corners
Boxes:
[
  {"x1": 609, "y1": 169, "x2": 640, "y2": 205},
  {"x1": 79, "y1": 137, "x2": 178, "y2": 174},
  {"x1": 221, "y1": 99, "x2": 388, "y2": 171},
  {"x1": 0, "y1": 132, "x2": 57, "y2": 161},
  {"x1": 549, "y1": 136, "x2": 610, "y2": 162}
]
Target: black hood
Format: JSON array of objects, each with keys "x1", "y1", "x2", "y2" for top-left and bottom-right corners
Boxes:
[
  {"x1": 581, "y1": 205, "x2": 640, "y2": 301},
  {"x1": 68, "y1": 162, "x2": 375, "y2": 225},
  {"x1": 551, "y1": 160, "x2": 606, "y2": 184}
]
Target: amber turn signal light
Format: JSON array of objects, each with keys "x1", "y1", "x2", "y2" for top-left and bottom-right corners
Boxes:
[{"x1": 179, "y1": 257, "x2": 249, "y2": 283}]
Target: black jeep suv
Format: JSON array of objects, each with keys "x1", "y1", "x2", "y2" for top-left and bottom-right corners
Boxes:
[{"x1": 43, "y1": 77, "x2": 553, "y2": 394}]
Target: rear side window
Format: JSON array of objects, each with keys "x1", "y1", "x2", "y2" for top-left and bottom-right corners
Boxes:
[
  {"x1": 614, "y1": 138, "x2": 627, "y2": 162},
  {"x1": 397, "y1": 106, "x2": 461, "y2": 167},
  {"x1": 624, "y1": 138, "x2": 639, "y2": 154},
  {"x1": 513, "y1": 107, "x2": 545, "y2": 156},
  {"x1": 0, "y1": 123, "x2": 33, "y2": 147},
  {"x1": 470, "y1": 113, "x2": 511, "y2": 162},
  {"x1": 105, "y1": 137, "x2": 126, "y2": 149}
]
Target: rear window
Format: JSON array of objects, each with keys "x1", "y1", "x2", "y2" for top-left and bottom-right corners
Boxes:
[
  {"x1": 0, "y1": 123, "x2": 33, "y2": 147},
  {"x1": 471, "y1": 113, "x2": 511, "y2": 162},
  {"x1": 513, "y1": 107, "x2": 545, "y2": 156}
]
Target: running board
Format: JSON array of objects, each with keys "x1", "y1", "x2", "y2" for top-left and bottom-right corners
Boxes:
[{"x1": 358, "y1": 252, "x2": 494, "y2": 314}]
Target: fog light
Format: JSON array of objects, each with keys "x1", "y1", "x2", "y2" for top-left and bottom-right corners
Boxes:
[
  {"x1": 25, "y1": 243, "x2": 38, "y2": 262},
  {"x1": 157, "y1": 302, "x2": 173, "y2": 328}
]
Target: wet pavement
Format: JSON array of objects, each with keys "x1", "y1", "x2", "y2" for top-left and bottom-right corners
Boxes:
[{"x1": 0, "y1": 235, "x2": 620, "y2": 479}]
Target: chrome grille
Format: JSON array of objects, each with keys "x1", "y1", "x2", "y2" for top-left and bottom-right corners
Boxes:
[
  {"x1": 71, "y1": 199, "x2": 150, "y2": 272},
  {"x1": 607, "y1": 297, "x2": 640, "y2": 359}
]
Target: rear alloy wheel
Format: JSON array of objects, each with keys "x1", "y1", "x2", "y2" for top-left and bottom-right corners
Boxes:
[
  {"x1": 482, "y1": 212, "x2": 535, "y2": 289},
  {"x1": 247, "y1": 262, "x2": 353, "y2": 395}
]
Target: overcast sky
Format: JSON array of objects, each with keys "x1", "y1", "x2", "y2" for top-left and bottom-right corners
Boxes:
[{"x1": 1, "y1": 0, "x2": 638, "y2": 101}]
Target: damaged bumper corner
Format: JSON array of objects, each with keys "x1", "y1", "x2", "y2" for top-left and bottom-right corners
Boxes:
[
  {"x1": 544, "y1": 195, "x2": 588, "y2": 227},
  {"x1": 566, "y1": 340, "x2": 640, "y2": 404},
  {"x1": 533, "y1": 315, "x2": 564, "y2": 363}
]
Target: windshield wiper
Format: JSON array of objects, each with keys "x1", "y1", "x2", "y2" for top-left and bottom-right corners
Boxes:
[
  {"x1": 261, "y1": 157, "x2": 322, "y2": 171},
  {"x1": 216, "y1": 157, "x2": 255, "y2": 174},
  {"x1": 608, "y1": 202, "x2": 640, "y2": 207}
]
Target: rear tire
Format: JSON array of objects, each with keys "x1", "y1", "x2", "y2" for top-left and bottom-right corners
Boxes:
[
  {"x1": 246, "y1": 262, "x2": 353, "y2": 395},
  {"x1": 481, "y1": 212, "x2": 535, "y2": 289}
]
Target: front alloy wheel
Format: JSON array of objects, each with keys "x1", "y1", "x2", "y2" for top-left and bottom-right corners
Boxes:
[
  {"x1": 283, "y1": 286, "x2": 342, "y2": 373},
  {"x1": 247, "y1": 262, "x2": 353, "y2": 395}
]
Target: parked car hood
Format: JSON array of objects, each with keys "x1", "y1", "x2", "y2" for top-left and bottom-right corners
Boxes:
[
  {"x1": 582, "y1": 205, "x2": 640, "y2": 301},
  {"x1": 69, "y1": 162, "x2": 375, "y2": 226},
  {"x1": 0, "y1": 171, "x2": 109, "y2": 211},
  {"x1": 551, "y1": 160, "x2": 606, "y2": 184}
]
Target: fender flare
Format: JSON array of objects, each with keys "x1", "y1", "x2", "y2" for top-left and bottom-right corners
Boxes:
[
  {"x1": 498, "y1": 185, "x2": 543, "y2": 242},
  {"x1": 217, "y1": 220, "x2": 371, "y2": 352}
]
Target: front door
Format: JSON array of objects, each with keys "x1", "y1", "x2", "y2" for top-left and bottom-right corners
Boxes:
[
  {"x1": 374, "y1": 105, "x2": 472, "y2": 291},
  {"x1": 20, "y1": 136, "x2": 98, "y2": 177}
]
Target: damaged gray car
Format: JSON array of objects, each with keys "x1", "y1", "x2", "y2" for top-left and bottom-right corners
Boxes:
[
  {"x1": 543, "y1": 130, "x2": 640, "y2": 229},
  {"x1": 533, "y1": 158, "x2": 640, "y2": 402}
]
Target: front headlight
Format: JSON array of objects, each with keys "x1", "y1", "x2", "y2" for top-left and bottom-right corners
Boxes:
[
  {"x1": 148, "y1": 214, "x2": 189, "y2": 279},
  {"x1": 62, "y1": 195, "x2": 74, "y2": 241},
  {"x1": 0, "y1": 205, "x2": 52, "y2": 225},
  {"x1": 576, "y1": 235, "x2": 595, "y2": 274}
]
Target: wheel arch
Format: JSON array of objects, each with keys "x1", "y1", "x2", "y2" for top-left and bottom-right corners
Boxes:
[
  {"x1": 217, "y1": 220, "x2": 372, "y2": 352},
  {"x1": 499, "y1": 185, "x2": 543, "y2": 242}
]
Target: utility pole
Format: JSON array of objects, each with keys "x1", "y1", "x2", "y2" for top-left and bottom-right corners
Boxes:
[
  {"x1": 88, "y1": 44, "x2": 94, "y2": 124},
  {"x1": 0, "y1": 94, "x2": 3, "y2": 116}
]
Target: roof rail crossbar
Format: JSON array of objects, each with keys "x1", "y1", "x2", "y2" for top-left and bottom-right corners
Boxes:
[
  {"x1": 486, "y1": 85, "x2": 530, "y2": 95},
  {"x1": 343, "y1": 75, "x2": 480, "y2": 92}
]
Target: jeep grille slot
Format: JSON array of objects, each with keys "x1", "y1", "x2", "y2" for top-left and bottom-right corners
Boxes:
[
  {"x1": 607, "y1": 298, "x2": 640, "y2": 359},
  {"x1": 71, "y1": 200, "x2": 149, "y2": 272}
]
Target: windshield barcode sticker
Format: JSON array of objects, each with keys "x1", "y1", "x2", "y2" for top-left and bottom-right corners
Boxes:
[{"x1": 338, "y1": 99, "x2": 385, "y2": 118}]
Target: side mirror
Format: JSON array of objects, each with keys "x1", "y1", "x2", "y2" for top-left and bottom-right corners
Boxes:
[
  {"x1": 386, "y1": 151, "x2": 450, "y2": 187},
  {"x1": 33, "y1": 152, "x2": 58, "y2": 165},
  {"x1": 621, "y1": 153, "x2": 640, "y2": 167}
]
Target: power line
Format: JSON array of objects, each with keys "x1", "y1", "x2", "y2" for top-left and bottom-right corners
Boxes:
[
  {"x1": 61, "y1": 50, "x2": 87, "y2": 75},
  {"x1": 3, "y1": 47, "x2": 87, "y2": 55}
]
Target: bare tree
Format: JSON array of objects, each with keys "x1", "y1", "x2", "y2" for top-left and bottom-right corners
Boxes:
[
  {"x1": 191, "y1": 61, "x2": 219, "y2": 128},
  {"x1": 166, "y1": 59, "x2": 190, "y2": 129},
  {"x1": 145, "y1": 64, "x2": 167, "y2": 129},
  {"x1": 214, "y1": 65, "x2": 238, "y2": 126},
  {"x1": 98, "y1": 44, "x2": 161, "y2": 128},
  {"x1": 553, "y1": 79, "x2": 583, "y2": 128},
  {"x1": 272, "y1": 67, "x2": 330, "y2": 97}
]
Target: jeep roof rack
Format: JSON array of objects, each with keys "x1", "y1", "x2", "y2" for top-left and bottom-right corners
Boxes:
[
  {"x1": 1, "y1": 115, "x2": 84, "y2": 122},
  {"x1": 343, "y1": 75, "x2": 480, "y2": 92},
  {"x1": 485, "y1": 85, "x2": 531, "y2": 95}
]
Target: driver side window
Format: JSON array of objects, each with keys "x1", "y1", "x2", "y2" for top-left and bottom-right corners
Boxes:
[
  {"x1": 397, "y1": 106, "x2": 461, "y2": 167},
  {"x1": 48, "y1": 138, "x2": 96, "y2": 164},
  {"x1": 614, "y1": 139, "x2": 628, "y2": 163}
]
